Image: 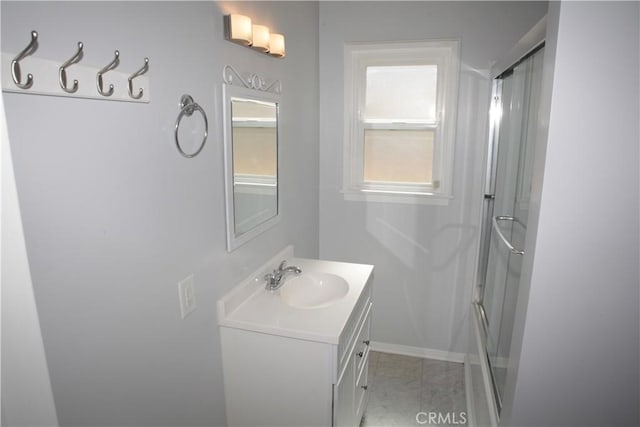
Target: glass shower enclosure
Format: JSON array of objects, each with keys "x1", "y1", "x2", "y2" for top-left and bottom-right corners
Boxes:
[{"x1": 474, "y1": 44, "x2": 544, "y2": 415}]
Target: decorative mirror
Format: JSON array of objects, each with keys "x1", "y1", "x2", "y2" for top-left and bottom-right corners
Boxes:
[{"x1": 222, "y1": 66, "x2": 281, "y2": 251}]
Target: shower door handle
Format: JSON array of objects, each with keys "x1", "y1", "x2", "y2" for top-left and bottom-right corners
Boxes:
[{"x1": 492, "y1": 216, "x2": 525, "y2": 256}]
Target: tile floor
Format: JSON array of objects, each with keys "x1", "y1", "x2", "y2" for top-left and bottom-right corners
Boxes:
[{"x1": 361, "y1": 351, "x2": 467, "y2": 427}]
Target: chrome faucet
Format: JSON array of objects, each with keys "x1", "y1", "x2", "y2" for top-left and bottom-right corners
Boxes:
[{"x1": 264, "y1": 260, "x2": 302, "y2": 290}]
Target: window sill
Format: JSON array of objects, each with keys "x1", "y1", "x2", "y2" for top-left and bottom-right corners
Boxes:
[{"x1": 341, "y1": 189, "x2": 452, "y2": 206}]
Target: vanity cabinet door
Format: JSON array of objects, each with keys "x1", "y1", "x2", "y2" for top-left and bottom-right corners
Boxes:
[
  {"x1": 355, "y1": 354, "x2": 369, "y2": 422},
  {"x1": 334, "y1": 351, "x2": 356, "y2": 427},
  {"x1": 333, "y1": 303, "x2": 372, "y2": 426},
  {"x1": 354, "y1": 312, "x2": 371, "y2": 373},
  {"x1": 353, "y1": 306, "x2": 371, "y2": 423}
]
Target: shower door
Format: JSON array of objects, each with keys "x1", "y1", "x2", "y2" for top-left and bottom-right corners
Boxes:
[{"x1": 476, "y1": 45, "x2": 544, "y2": 413}]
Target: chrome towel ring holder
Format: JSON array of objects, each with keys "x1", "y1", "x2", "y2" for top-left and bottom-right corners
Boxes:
[{"x1": 174, "y1": 94, "x2": 208, "y2": 158}]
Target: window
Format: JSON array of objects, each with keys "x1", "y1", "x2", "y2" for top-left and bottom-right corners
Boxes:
[{"x1": 343, "y1": 41, "x2": 460, "y2": 204}]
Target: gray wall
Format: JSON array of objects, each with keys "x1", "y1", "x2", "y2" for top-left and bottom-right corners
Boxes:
[
  {"x1": 318, "y1": 1, "x2": 548, "y2": 355},
  {"x1": 1, "y1": 1, "x2": 319, "y2": 426},
  {"x1": 501, "y1": 2, "x2": 640, "y2": 425},
  {"x1": 1, "y1": 100, "x2": 58, "y2": 426}
]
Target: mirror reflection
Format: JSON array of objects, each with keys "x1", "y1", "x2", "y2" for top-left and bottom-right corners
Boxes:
[
  {"x1": 231, "y1": 98, "x2": 278, "y2": 236},
  {"x1": 223, "y1": 82, "x2": 281, "y2": 252}
]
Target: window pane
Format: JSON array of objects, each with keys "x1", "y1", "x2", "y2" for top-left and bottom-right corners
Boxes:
[
  {"x1": 365, "y1": 65, "x2": 437, "y2": 123},
  {"x1": 363, "y1": 129, "x2": 434, "y2": 184}
]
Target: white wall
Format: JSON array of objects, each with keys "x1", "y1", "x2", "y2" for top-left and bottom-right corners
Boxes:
[
  {"x1": 318, "y1": 1, "x2": 547, "y2": 356},
  {"x1": 501, "y1": 2, "x2": 640, "y2": 425},
  {"x1": 1, "y1": 96, "x2": 58, "y2": 426},
  {"x1": 1, "y1": 1, "x2": 319, "y2": 425}
]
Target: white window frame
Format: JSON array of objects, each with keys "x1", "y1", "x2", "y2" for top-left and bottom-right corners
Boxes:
[{"x1": 343, "y1": 40, "x2": 460, "y2": 205}]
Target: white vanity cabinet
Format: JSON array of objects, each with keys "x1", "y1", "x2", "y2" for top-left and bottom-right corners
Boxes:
[
  {"x1": 218, "y1": 252, "x2": 373, "y2": 427},
  {"x1": 334, "y1": 301, "x2": 372, "y2": 427}
]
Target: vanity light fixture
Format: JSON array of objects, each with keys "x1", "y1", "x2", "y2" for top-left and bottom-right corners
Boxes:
[
  {"x1": 226, "y1": 14, "x2": 253, "y2": 46},
  {"x1": 251, "y1": 25, "x2": 270, "y2": 52},
  {"x1": 268, "y1": 33, "x2": 286, "y2": 58},
  {"x1": 224, "y1": 14, "x2": 285, "y2": 59}
]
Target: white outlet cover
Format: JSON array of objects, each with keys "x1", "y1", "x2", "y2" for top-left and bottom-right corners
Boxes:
[{"x1": 178, "y1": 274, "x2": 196, "y2": 319}]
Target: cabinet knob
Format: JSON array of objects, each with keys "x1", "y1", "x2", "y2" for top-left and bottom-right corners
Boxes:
[
  {"x1": 363, "y1": 340, "x2": 370, "y2": 346},
  {"x1": 361, "y1": 385, "x2": 368, "y2": 390},
  {"x1": 357, "y1": 351, "x2": 364, "y2": 358}
]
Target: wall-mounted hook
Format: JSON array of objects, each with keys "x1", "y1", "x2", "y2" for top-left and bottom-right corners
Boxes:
[
  {"x1": 127, "y1": 57, "x2": 149, "y2": 99},
  {"x1": 96, "y1": 50, "x2": 120, "y2": 96},
  {"x1": 59, "y1": 41, "x2": 83, "y2": 93},
  {"x1": 11, "y1": 30, "x2": 38, "y2": 89}
]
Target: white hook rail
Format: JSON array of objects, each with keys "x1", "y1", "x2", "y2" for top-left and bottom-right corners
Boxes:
[
  {"x1": 2, "y1": 52, "x2": 150, "y2": 103},
  {"x1": 2, "y1": 32, "x2": 150, "y2": 103}
]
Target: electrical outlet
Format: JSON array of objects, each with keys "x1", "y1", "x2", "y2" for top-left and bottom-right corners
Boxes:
[{"x1": 178, "y1": 274, "x2": 196, "y2": 319}]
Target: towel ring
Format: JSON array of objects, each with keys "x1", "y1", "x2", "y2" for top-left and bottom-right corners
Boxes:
[{"x1": 174, "y1": 94, "x2": 208, "y2": 158}]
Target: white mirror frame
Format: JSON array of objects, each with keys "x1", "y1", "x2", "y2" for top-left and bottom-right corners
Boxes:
[{"x1": 222, "y1": 82, "x2": 281, "y2": 252}]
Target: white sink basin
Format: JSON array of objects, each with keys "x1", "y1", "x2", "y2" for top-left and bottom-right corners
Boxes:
[{"x1": 280, "y1": 272, "x2": 349, "y2": 309}]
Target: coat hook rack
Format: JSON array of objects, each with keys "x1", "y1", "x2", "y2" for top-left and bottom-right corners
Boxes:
[
  {"x1": 128, "y1": 57, "x2": 149, "y2": 99},
  {"x1": 97, "y1": 50, "x2": 119, "y2": 97},
  {"x1": 11, "y1": 30, "x2": 38, "y2": 89},
  {"x1": 2, "y1": 32, "x2": 150, "y2": 103},
  {"x1": 59, "y1": 41, "x2": 83, "y2": 93}
]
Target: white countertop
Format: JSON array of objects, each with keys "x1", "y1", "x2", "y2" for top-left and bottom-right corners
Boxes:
[{"x1": 217, "y1": 249, "x2": 373, "y2": 345}]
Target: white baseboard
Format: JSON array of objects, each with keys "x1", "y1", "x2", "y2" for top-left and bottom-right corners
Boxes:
[{"x1": 370, "y1": 341, "x2": 465, "y2": 363}]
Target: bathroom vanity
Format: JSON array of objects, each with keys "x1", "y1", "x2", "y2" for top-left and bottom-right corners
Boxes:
[{"x1": 217, "y1": 247, "x2": 373, "y2": 426}]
